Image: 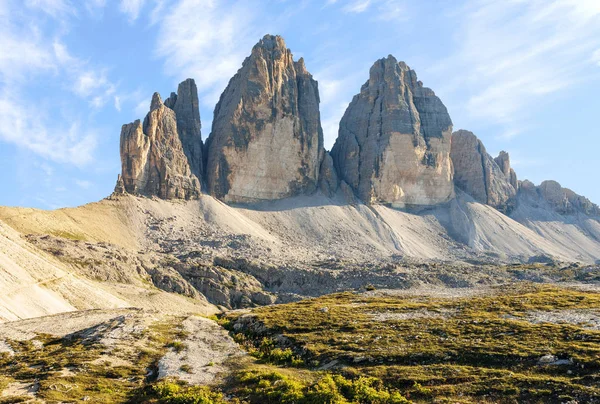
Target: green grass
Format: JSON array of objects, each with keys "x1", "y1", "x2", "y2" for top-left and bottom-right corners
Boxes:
[
  {"x1": 225, "y1": 283, "x2": 600, "y2": 403},
  {"x1": 152, "y1": 379, "x2": 227, "y2": 403}
]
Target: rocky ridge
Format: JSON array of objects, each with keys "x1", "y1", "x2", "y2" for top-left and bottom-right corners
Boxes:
[
  {"x1": 519, "y1": 179, "x2": 600, "y2": 216},
  {"x1": 114, "y1": 34, "x2": 598, "y2": 221}
]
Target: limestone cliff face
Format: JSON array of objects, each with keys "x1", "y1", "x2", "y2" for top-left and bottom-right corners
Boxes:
[
  {"x1": 519, "y1": 180, "x2": 600, "y2": 216},
  {"x1": 318, "y1": 152, "x2": 338, "y2": 198},
  {"x1": 118, "y1": 91, "x2": 201, "y2": 199},
  {"x1": 494, "y1": 151, "x2": 518, "y2": 190},
  {"x1": 165, "y1": 79, "x2": 204, "y2": 180},
  {"x1": 330, "y1": 56, "x2": 454, "y2": 207},
  {"x1": 206, "y1": 35, "x2": 324, "y2": 203},
  {"x1": 450, "y1": 130, "x2": 516, "y2": 213}
]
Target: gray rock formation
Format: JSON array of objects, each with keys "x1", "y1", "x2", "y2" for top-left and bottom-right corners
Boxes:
[
  {"x1": 494, "y1": 151, "x2": 518, "y2": 190},
  {"x1": 519, "y1": 179, "x2": 600, "y2": 216},
  {"x1": 114, "y1": 174, "x2": 126, "y2": 194},
  {"x1": 169, "y1": 79, "x2": 204, "y2": 180},
  {"x1": 450, "y1": 130, "x2": 516, "y2": 213},
  {"x1": 318, "y1": 152, "x2": 338, "y2": 198},
  {"x1": 119, "y1": 92, "x2": 201, "y2": 199},
  {"x1": 206, "y1": 35, "x2": 324, "y2": 203},
  {"x1": 331, "y1": 56, "x2": 454, "y2": 207}
]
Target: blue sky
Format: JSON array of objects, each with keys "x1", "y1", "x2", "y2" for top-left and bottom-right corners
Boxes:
[{"x1": 1, "y1": 0, "x2": 599, "y2": 209}]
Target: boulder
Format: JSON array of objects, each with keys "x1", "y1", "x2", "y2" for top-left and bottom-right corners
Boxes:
[
  {"x1": 331, "y1": 56, "x2": 454, "y2": 207},
  {"x1": 205, "y1": 35, "x2": 324, "y2": 203},
  {"x1": 450, "y1": 130, "x2": 516, "y2": 213}
]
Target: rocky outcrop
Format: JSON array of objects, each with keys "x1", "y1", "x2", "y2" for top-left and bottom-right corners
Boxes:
[
  {"x1": 119, "y1": 91, "x2": 201, "y2": 199},
  {"x1": 451, "y1": 130, "x2": 516, "y2": 213},
  {"x1": 206, "y1": 35, "x2": 324, "y2": 203},
  {"x1": 519, "y1": 179, "x2": 600, "y2": 216},
  {"x1": 318, "y1": 152, "x2": 338, "y2": 198},
  {"x1": 331, "y1": 56, "x2": 454, "y2": 207},
  {"x1": 494, "y1": 151, "x2": 518, "y2": 190},
  {"x1": 165, "y1": 79, "x2": 204, "y2": 180}
]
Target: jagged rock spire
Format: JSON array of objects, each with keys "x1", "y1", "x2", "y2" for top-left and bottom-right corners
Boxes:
[
  {"x1": 331, "y1": 56, "x2": 454, "y2": 207},
  {"x1": 450, "y1": 130, "x2": 516, "y2": 213},
  {"x1": 118, "y1": 80, "x2": 202, "y2": 200},
  {"x1": 205, "y1": 34, "x2": 324, "y2": 203}
]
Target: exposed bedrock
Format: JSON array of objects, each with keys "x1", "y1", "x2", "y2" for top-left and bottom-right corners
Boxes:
[
  {"x1": 206, "y1": 35, "x2": 325, "y2": 203},
  {"x1": 451, "y1": 130, "x2": 517, "y2": 213},
  {"x1": 117, "y1": 80, "x2": 203, "y2": 199},
  {"x1": 331, "y1": 56, "x2": 454, "y2": 208}
]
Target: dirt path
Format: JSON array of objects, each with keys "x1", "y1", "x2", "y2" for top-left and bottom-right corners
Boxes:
[{"x1": 158, "y1": 316, "x2": 245, "y2": 385}]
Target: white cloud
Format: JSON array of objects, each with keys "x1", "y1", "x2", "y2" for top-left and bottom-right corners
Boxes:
[
  {"x1": 134, "y1": 99, "x2": 149, "y2": 117},
  {"x1": 432, "y1": 0, "x2": 600, "y2": 135},
  {"x1": 155, "y1": 0, "x2": 270, "y2": 108},
  {"x1": 75, "y1": 179, "x2": 92, "y2": 189},
  {"x1": 375, "y1": 0, "x2": 405, "y2": 21},
  {"x1": 74, "y1": 70, "x2": 108, "y2": 97},
  {"x1": 313, "y1": 64, "x2": 366, "y2": 149},
  {"x1": 114, "y1": 96, "x2": 122, "y2": 112},
  {"x1": 343, "y1": 0, "x2": 372, "y2": 13},
  {"x1": 0, "y1": 0, "x2": 114, "y2": 166},
  {"x1": 119, "y1": 0, "x2": 146, "y2": 21},
  {"x1": 25, "y1": 0, "x2": 74, "y2": 17},
  {"x1": 0, "y1": 91, "x2": 97, "y2": 166}
]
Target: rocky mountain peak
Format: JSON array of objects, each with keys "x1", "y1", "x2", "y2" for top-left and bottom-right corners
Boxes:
[
  {"x1": 118, "y1": 80, "x2": 202, "y2": 200},
  {"x1": 451, "y1": 130, "x2": 517, "y2": 213},
  {"x1": 172, "y1": 78, "x2": 203, "y2": 179},
  {"x1": 150, "y1": 92, "x2": 163, "y2": 111},
  {"x1": 494, "y1": 151, "x2": 518, "y2": 190},
  {"x1": 206, "y1": 34, "x2": 324, "y2": 203},
  {"x1": 331, "y1": 56, "x2": 454, "y2": 207}
]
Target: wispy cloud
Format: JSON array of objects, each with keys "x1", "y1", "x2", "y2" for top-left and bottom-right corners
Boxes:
[
  {"x1": 25, "y1": 0, "x2": 75, "y2": 17},
  {"x1": 0, "y1": 0, "x2": 116, "y2": 165},
  {"x1": 75, "y1": 179, "x2": 92, "y2": 189},
  {"x1": 0, "y1": 91, "x2": 97, "y2": 166},
  {"x1": 433, "y1": 0, "x2": 600, "y2": 135},
  {"x1": 593, "y1": 49, "x2": 600, "y2": 66},
  {"x1": 313, "y1": 63, "x2": 367, "y2": 149},
  {"x1": 119, "y1": 0, "x2": 146, "y2": 21},
  {"x1": 343, "y1": 0, "x2": 372, "y2": 13}
]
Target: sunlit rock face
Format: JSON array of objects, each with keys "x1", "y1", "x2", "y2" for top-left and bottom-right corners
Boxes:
[
  {"x1": 206, "y1": 35, "x2": 324, "y2": 203},
  {"x1": 119, "y1": 90, "x2": 201, "y2": 200},
  {"x1": 331, "y1": 56, "x2": 454, "y2": 208}
]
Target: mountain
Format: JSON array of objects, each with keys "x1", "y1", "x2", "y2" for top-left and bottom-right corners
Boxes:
[
  {"x1": 1, "y1": 34, "x2": 599, "y2": 323},
  {"x1": 205, "y1": 35, "x2": 324, "y2": 203},
  {"x1": 331, "y1": 56, "x2": 454, "y2": 208},
  {"x1": 118, "y1": 90, "x2": 201, "y2": 199},
  {"x1": 451, "y1": 130, "x2": 517, "y2": 213}
]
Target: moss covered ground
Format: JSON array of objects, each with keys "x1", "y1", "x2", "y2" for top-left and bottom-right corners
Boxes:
[
  {"x1": 0, "y1": 283, "x2": 598, "y2": 403},
  {"x1": 224, "y1": 283, "x2": 600, "y2": 403}
]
